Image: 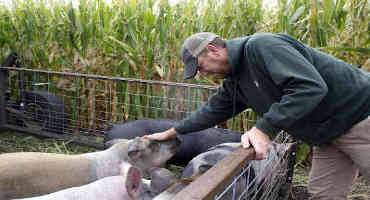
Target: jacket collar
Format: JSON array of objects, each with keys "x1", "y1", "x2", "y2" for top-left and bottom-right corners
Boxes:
[{"x1": 225, "y1": 36, "x2": 251, "y2": 79}]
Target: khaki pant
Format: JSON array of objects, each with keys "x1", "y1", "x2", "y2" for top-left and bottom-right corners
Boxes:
[{"x1": 308, "y1": 116, "x2": 370, "y2": 200}]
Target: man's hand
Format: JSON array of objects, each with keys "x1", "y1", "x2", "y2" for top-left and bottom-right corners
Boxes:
[
  {"x1": 144, "y1": 128, "x2": 178, "y2": 141},
  {"x1": 241, "y1": 127, "x2": 272, "y2": 160}
]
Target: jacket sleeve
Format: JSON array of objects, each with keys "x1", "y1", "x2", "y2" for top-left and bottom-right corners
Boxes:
[
  {"x1": 174, "y1": 79, "x2": 248, "y2": 134},
  {"x1": 250, "y1": 39, "x2": 328, "y2": 136}
]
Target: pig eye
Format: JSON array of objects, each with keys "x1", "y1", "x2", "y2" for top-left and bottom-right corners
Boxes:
[{"x1": 128, "y1": 150, "x2": 141, "y2": 159}]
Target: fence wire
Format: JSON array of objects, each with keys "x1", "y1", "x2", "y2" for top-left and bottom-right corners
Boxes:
[
  {"x1": 213, "y1": 132, "x2": 296, "y2": 200},
  {"x1": 0, "y1": 67, "x2": 258, "y2": 147}
]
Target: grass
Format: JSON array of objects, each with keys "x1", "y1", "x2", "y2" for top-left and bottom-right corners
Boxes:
[{"x1": 0, "y1": 131, "x2": 95, "y2": 154}]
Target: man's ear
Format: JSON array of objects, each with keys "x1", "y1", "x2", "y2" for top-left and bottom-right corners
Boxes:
[{"x1": 206, "y1": 44, "x2": 220, "y2": 56}]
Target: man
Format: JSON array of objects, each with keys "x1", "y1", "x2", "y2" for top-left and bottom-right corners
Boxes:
[{"x1": 145, "y1": 32, "x2": 370, "y2": 199}]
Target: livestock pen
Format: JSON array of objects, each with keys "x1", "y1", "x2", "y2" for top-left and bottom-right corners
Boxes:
[{"x1": 0, "y1": 55, "x2": 296, "y2": 200}]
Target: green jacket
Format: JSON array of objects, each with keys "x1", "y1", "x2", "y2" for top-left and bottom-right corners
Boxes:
[{"x1": 174, "y1": 33, "x2": 370, "y2": 146}]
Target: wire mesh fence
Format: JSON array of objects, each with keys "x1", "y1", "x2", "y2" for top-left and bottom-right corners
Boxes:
[
  {"x1": 214, "y1": 133, "x2": 296, "y2": 200},
  {"x1": 170, "y1": 132, "x2": 296, "y2": 200},
  {"x1": 0, "y1": 64, "x2": 257, "y2": 148}
]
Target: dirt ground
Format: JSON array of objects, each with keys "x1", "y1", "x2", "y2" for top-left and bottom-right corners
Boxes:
[{"x1": 291, "y1": 166, "x2": 370, "y2": 200}]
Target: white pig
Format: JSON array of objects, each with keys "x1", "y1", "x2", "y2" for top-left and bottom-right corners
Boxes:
[
  {"x1": 0, "y1": 137, "x2": 181, "y2": 199},
  {"x1": 17, "y1": 162, "x2": 142, "y2": 200}
]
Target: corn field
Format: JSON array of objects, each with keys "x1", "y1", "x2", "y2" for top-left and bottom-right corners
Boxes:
[
  {"x1": 0, "y1": 0, "x2": 369, "y2": 134},
  {"x1": 0, "y1": 0, "x2": 368, "y2": 79}
]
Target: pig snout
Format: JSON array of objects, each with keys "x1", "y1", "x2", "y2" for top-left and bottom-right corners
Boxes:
[
  {"x1": 157, "y1": 137, "x2": 181, "y2": 162},
  {"x1": 141, "y1": 137, "x2": 181, "y2": 171},
  {"x1": 162, "y1": 136, "x2": 182, "y2": 153},
  {"x1": 122, "y1": 137, "x2": 181, "y2": 178}
]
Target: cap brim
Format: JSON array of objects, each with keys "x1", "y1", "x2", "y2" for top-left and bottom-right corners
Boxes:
[
  {"x1": 182, "y1": 47, "x2": 198, "y2": 80},
  {"x1": 184, "y1": 59, "x2": 197, "y2": 79}
]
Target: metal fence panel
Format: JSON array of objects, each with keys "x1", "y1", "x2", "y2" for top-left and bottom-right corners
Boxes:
[{"x1": 0, "y1": 66, "x2": 257, "y2": 148}]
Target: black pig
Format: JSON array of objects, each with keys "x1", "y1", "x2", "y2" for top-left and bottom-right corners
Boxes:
[{"x1": 105, "y1": 118, "x2": 241, "y2": 165}]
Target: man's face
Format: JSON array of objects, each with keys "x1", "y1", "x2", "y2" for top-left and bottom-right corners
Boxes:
[{"x1": 196, "y1": 46, "x2": 231, "y2": 79}]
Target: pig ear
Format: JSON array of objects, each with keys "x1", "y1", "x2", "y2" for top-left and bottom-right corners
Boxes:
[
  {"x1": 125, "y1": 167, "x2": 142, "y2": 199},
  {"x1": 104, "y1": 139, "x2": 129, "y2": 148}
]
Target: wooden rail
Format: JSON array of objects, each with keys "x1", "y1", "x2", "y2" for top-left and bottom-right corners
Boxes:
[{"x1": 172, "y1": 147, "x2": 256, "y2": 200}]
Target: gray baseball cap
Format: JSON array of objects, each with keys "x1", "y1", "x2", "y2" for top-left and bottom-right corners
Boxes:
[{"x1": 181, "y1": 32, "x2": 219, "y2": 79}]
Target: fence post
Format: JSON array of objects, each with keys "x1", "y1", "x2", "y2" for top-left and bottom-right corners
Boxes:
[{"x1": 0, "y1": 68, "x2": 8, "y2": 130}]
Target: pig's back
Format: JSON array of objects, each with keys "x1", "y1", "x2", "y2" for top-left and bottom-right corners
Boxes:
[
  {"x1": 23, "y1": 176, "x2": 139, "y2": 200},
  {"x1": 0, "y1": 152, "x2": 91, "y2": 199}
]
